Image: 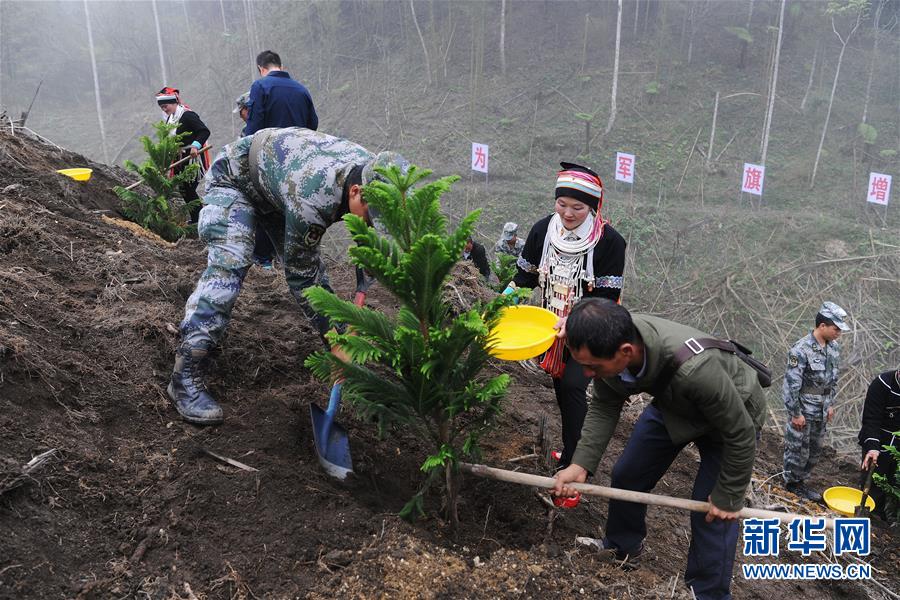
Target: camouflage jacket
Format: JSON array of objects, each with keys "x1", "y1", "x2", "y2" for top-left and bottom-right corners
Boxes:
[
  {"x1": 494, "y1": 238, "x2": 525, "y2": 257},
  {"x1": 201, "y1": 127, "x2": 374, "y2": 333},
  {"x1": 782, "y1": 332, "x2": 840, "y2": 419}
]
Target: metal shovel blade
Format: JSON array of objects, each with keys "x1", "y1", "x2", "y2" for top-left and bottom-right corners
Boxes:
[
  {"x1": 855, "y1": 464, "x2": 875, "y2": 518},
  {"x1": 310, "y1": 383, "x2": 353, "y2": 480}
]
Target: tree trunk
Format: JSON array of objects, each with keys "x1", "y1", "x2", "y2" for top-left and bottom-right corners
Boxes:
[
  {"x1": 499, "y1": 0, "x2": 507, "y2": 76},
  {"x1": 633, "y1": 0, "x2": 639, "y2": 38},
  {"x1": 410, "y1": 0, "x2": 433, "y2": 85},
  {"x1": 810, "y1": 14, "x2": 862, "y2": 189},
  {"x1": 82, "y1": 0, "x2": 109, "y2": 164},
  {"x1": 604, "y1": 0, "x2": 623, "y2": 135},
  {"x1": 739, "y1": 0, "x2": 754, "y2": 69},
  {"x1": 759, "y1": 0, "x2": 785, "y2": 166},
  {"x1": 151, "y1": 0, "x2": 168, "y2": 84},
  {"x1": 861, "y1": 0, "x2": 885, "y2": 125},
  {"x1": 580, "y1": 14, "x2": 590, "y2": 74},
  {"x1": 219, "y1": 0, "x2": 228, "y2": 34},
  {"x1": 707, "y1": 91, "x2": 719, "y2": 171},
  {"x1": 799, "y1": 40, "x2": 819, "y2": 113}
]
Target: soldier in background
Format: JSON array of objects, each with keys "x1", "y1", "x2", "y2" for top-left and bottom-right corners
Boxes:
[
  {"x1": 233, "y1": 92, "x2": 250, "y2": 135},
  {"x1": 166, "y1": 127, "x2": 408, "y2": 426},
  {"x1": 494, "y1": 222, "x2": 525, "y2": 258},
  {"x1": 782, "y1": 301, "x2": 848, "y2": 502}
]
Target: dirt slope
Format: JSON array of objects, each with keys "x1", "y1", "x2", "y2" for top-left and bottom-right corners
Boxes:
[{"x1": 1, "y1": 129, "x2": 896, "y2": 599}]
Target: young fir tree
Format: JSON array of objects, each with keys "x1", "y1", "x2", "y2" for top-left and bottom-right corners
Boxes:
[
  {"x1": 114, "y1": 122, "x2": 200, "y2": 242},
  {"x1": 873, "y1": 433, "x2": 900, "y2": 524},
  {"x1": 304, "y1": 165, "x2": 523, "y2": 531},
  {"x1": 491, "y1": 253, "x2": 518, "y2": 293}
]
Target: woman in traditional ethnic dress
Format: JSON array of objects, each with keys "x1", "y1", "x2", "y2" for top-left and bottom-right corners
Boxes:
[{"x1": 505, "y1": 162, "x2": 626, "y2": 500}]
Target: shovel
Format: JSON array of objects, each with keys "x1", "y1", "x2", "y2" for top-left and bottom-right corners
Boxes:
[
  {"x1": 461, "y1": 463, "x2": 837, "y2": 528},
  {"x1": 855, "y1": 463, "x2": 875, "y2": 518},
  {"x1": 310, "y1": 382, "x2": 353, "y2": 479}
]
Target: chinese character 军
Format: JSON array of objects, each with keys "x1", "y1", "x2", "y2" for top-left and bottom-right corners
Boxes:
[
  {"x1": 787, "y1": 518, "x2": 827, "y2": 556},
  {"x1": 742, "y1": 518, "x2": 780, "y2": 557},
  {"x1": 834, "y1": 518, "x2": 870, "y2": 556}
]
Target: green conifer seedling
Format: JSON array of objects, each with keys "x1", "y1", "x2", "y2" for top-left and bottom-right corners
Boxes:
[
  {"x1": 304, "y1": 164, "x2": 523, "y2": 531},
  {"x1": 114, "y1": 122, "x2": 200, "y2": 242}
]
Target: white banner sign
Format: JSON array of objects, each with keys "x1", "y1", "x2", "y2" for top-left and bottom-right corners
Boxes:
[
  {"x1": 615, "y1": 152, "x2": 635, "y2": 184},
  {"x1": 867, "y1": 172, "x2": 891, "y2": 206},
  {"x1": 741, "y1": 163, "x2": 765, "y2": 196},
  {"x1": 471, "y1": 143, "x2": 489, "y2": 173}
]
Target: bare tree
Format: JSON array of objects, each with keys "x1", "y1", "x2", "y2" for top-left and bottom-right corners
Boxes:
[
  {"x1": 150, "y1": 0, "x2": 168, "y2": 84},
  {"x1": 82, "y1": 0, "x2": 109, "y2": 164},
  {"x1": 500, "y1": 0, "x2": 507, "y2": 76},
  {"x1": 810, "y1": 1, "x2": 865, "y2": 189},
  {"x1": 799, "y1": 40, "x2": 819, "y2": 112},
  {"x1": 605, "y1": 0, "x2": 623, "y2": 135},
  {"x1": 410, "y1": 0, "x2": 432, "y2": 86},
  {"x1": 760, "y1": 0, "x2": 785, "y2": 165},
  {"x1": 861, "y1": 0, "x2": 886, "y2": 125}
]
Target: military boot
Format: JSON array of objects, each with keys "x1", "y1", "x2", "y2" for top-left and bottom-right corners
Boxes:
[
  {"x1": 786, "y1": 481, "x2": 823, "y2": 503},
  {"x1": 167, "y1": 342, "x2": 224, "y2": 425}
]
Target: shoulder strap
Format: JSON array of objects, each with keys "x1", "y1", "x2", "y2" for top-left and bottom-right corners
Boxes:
[{"x1": 650, "y1": 337, "x2": 734, "y2": 398}]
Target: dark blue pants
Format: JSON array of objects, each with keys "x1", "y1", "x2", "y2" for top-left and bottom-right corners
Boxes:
[
  {"x1": 551, "y1": 352, "x2": 590, "y2": 468},
  {"x1": 604, "y1": 405, "x2": 739, "y2": 600}
]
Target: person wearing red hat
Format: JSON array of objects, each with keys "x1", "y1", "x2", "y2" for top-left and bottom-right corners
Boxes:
[
  {"x1": 156, "y1": 87, "x2": 210, "y2": 223},
  {"x1": 503, "y1": 162, "x2": 626, "y2": 496}
]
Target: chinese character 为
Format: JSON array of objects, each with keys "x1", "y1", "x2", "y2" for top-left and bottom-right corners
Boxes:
[
  {"x1": 834, "y1": 518, "x2": 870, "y2": 556},
  {"x1": 787, "y1": 518, "x2": 827, "y2": 556},
  {"x1": 617, "y1": 156, "x2": 633, "y2": 179},
  {"x1": 474, "y1": 147, "x2": 486, "y2": 169},
  {"x1": 743, "y1": 167, "x2": 763, "y2": 192},
  {"x1": 870, "y1": 176, "x2": 890, "y2": 202},
  {"x1": 742, "y1": 518, "x2": 780, "y2": 557}
]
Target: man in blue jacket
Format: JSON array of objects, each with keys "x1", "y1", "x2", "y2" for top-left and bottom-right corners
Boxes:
[{"x1": 245, "y1": 50, "x2": 318, "y2": 136}]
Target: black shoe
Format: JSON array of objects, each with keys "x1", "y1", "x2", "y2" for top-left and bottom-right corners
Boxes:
[
  {"x1": 578, "y1": 537, "x2": 643, "y2": 568},
  {"x1": 786, "y1": 481, "x2": 823, "y2": 503},
  {"x1": 167, "y1": 343, "x2": 224, "y2": 425}
]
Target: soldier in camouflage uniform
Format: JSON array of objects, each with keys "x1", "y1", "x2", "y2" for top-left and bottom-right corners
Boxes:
[
  {"x1": 167, "y1": 127, "x2": 408, "y2": 426},
  {"x1": 494, "y1": 222, "x2": 525, "y2": 258},
  {"x1": 782, "y1": 301, "x2": 849, "y2": 501}
]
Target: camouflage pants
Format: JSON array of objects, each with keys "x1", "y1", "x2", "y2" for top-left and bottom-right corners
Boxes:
[
  {"x1": 178, "y1": 188, "x2": 332, "y2": 348},
  {"x1": 783, "y1": 417, "x2": 826, "y2": 484}
]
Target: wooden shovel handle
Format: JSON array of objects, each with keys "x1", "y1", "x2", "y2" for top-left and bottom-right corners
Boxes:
[
  {"x1": 122, "y1": 144, "x2": 212, "y2": 191},
  {"x1": 461, "y1": 463, "x2": 836, "y2": 529}
]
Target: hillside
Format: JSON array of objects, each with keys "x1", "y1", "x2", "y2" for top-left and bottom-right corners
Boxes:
[{"x1": 1, "y1": 118, "x2": 899, "y2": 599}]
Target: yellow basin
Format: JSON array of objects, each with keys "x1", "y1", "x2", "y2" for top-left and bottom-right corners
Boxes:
[
  {"x1": 489, "y1": 305, "x2": 558, "y2": 361},
  {"x1": 57, "y1": 168, "x2": 93, "y2": 181},
  {"x1": 823, "y1": 486, "x2": 876, "y2": 516}
]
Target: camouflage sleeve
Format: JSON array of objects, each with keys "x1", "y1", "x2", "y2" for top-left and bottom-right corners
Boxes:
[
  {"x1": 782, "y1": 348, "x2": 805, "y2": 416},
  {"x1": 284, "y1": 208, "x2": 335, "y2": 339},
  {"x1": 825, "y1": 343, "x2": 841, "y2": 410}
]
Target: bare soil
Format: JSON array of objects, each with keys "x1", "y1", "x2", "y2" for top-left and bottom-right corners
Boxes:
[{"x1": 1, "y1": 130, "x2": 896, "y2": 599}]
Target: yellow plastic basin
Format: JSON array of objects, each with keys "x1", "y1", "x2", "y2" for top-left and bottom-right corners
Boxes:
[
  {"x1": 489, "y1": 305, "x2": 558, "y2": 361},
  {"x1": 57, "y1": 168, "x2": 93, "y2": 181},
  {"x1": 823, "y1": 486, "x2": 876, "y2": 517}
]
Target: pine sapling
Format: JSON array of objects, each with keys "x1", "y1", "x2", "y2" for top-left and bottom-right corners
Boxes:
[
  {"x1": 114, "y1": 122, "x2": 200, "y2": 241},
  {"x1": 304, "y1": 164, "x2": 524, "y2": 531}
]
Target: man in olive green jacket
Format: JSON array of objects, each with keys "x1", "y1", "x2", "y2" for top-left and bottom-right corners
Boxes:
[{"x1": 553, "y1": 299, "x2": 765, "y2": 600}]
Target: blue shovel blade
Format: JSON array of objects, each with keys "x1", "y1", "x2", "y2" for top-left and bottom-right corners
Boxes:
[{"x1": 309, "y1": 384, "x2": 353, "y2": 479}]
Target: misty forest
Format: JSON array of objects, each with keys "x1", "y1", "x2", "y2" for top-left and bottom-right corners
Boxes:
[{"x1": 1, "y1": 0, "x2": 900, "y2": 599}]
